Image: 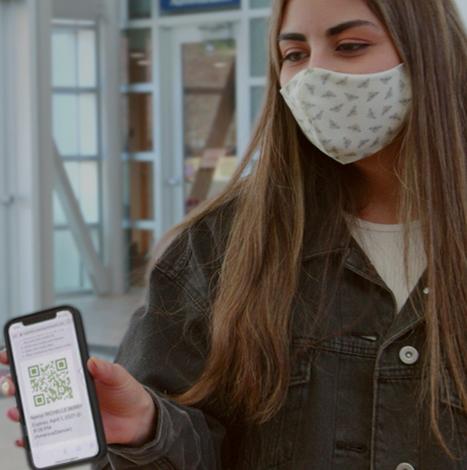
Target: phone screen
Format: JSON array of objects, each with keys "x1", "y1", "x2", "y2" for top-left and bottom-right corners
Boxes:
[{"x1": 7, "y1": 309, "x2": 100, "y2": 468}]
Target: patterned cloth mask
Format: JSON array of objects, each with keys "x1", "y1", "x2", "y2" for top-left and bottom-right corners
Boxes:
[{"x1": 279, "y1": 63, "x2": 412, "y2": 164}]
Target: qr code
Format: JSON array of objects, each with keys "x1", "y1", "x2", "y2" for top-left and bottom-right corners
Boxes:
[{"x1": 28, "y1": 358, "x2": 73, "y2": 407}]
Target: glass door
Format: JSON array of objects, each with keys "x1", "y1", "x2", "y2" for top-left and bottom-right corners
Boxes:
[{"x1": 171, "y1": 22, "x2": 238, "y2": 220}]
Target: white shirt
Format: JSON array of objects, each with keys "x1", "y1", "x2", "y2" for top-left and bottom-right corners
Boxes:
[{"x1": 345, "y1": 214, "x2": 427, "y2": 313}]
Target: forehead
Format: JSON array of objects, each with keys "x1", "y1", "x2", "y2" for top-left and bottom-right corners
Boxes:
[{"x1": 280, "y1": 0, "x2": 382, "y2": 35}]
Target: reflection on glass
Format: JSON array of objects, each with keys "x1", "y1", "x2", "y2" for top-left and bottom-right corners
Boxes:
[
  {"x1": 82, "y1": 228, "x2": 101, "y2": 290},
  {"x1": 53, "y1": 94, "x2": 98, "y2": 156},
  {"x1": 78, "y1": 29, "x2": 97, "y2": 87},
  {"x1": 52, "y1": 28, "x2": 97, "y2": 88},
  {"x1": 250, "y1": 0, "x2": 270, "y2": 8},
  {"x1": 53, "y1": 94, "x2": 79, "y2": 155},
  {"x1": 128, "y1": 0, "x2": 151, "y2": 19},
  {"x1": 53, "y1": 193, "x2": 66, "y2": 226},
  {"x1": 64, "y1": 161, "x2": 100, "y2": 224},
  {"x1": 123, "y1": 161, "x2": 154, "y2": 221},
  {"x1": 122, "y1": 93, "x2": 153, "y2": 152},
  {"x1": 54, "y1": 228, "x2": 99, "y2": 292},
  {"x1": 52, "y1": 30, "x2": 77, "y2": 87},
  {"x1": 54, "y1": 229, "x2": 81, "y2": 291},
  {"x1": 181, "y1": 38, "x2": 237, "y2": 214},
  {"x1": 125, "y1": 229, "x2": 154, "y2": 287},
  {"x1": 79, "y1": 93, "x2": 98, "y2": 155},
  {"x1": 122, "y1": 29, "x2": 152, "y2": 84},
  {"x1": 250, "y1": 18, "x2": 268, "y2": 78}
]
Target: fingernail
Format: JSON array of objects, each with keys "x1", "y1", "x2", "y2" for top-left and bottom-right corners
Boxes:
[
  {"x1": 89, "y1": 356, "x2": 102, "y2": 372},
  {"x1": 1, "y1": 377, "x2": 10, "y2": 396}
]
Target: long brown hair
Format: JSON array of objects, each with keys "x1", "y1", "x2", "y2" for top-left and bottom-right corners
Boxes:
[{"x1": 149, "y1": 0, "x2": 467, "y2": 458}]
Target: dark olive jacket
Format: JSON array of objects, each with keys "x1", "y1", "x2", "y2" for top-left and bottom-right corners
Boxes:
[{"x1": 93, "y1": 201, "x2": 466, "y2": 470}]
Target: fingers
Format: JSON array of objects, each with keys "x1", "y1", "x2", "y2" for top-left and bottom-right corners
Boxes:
[
  {"x1": 0, "y1": 348, "x2": 9, "y2": 365},
  {"x1": 0, "y1": 349, "x2": 14, "y2": 397},
  {"x1": 87, "y1": 357, "x2": 130, "y2": 388},
  {"x1": 4, "y1": 404, "x2": 23, "y2": 448},
  {"x1": 0, "y1": 375, "x2": 16, "y2": 397},
  {"x1": 15, "y1": 437, "x2": 24, "y2": 447},
  {"x1": 6, "y1": 406, "x2": 20, "y2": 422},
  {"x1": 0, "y1": 352, "x2": 24, "y2": 449},
  {"x1": 5, "y1": 405, "x2": 24, "y2": 449}
]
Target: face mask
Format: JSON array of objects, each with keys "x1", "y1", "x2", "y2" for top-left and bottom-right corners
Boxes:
[{"x1": 279, "y1": 63, "x2": 412, "y2": 164}]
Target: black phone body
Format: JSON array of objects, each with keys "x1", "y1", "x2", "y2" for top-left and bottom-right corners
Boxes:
[{"x1": 3, "y1": 305, "x2": 107, "y2": 469}]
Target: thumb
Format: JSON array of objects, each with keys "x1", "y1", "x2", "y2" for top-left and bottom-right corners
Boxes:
[{"x1": 87, "y1": 356, "x2": 128, "y2": 387}]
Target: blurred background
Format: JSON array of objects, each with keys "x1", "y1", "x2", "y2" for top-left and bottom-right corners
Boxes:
[
  {"x1": 0, "y1": 0, "x2": 269, "y2": 466},
  {"x1": 0, "y1": 0, "x2": 466, "y2": 468},
  {"x1": 0, "y1": 1, "x2": 270, "y2": 350}
]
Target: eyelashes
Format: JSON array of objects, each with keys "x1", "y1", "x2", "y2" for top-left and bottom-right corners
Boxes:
[
  {"x1": 336, "y1": 43, "x2": 370, "y2": 53},
  {"x1": 282, "y1": 51, "x2": 308, "y2": 63},
  {"x1": 281, "y1": 43, "x2": 371, "y2": 63}
]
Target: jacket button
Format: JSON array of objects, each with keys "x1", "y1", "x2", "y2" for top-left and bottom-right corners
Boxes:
[
  {"x1": 395, "y1": 464, "x2": 415, "y2": 470},
  {"x1": 399, "y1": 346, "x2": 419, "y2": 365}
]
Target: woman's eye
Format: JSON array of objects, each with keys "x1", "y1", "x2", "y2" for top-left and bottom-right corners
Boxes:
[
  {"x1": 282, "y1": 51, "x2": 308, "y2": 63},
  {"x1": 336, "y1": 43, "x2": 370, "y2": 53}
]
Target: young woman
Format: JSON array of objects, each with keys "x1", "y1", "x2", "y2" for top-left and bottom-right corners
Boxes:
[{"x1": 2, "y1": 0, "x2": 466, "y2": 468}]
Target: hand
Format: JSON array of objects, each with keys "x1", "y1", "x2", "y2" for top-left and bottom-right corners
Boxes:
[
  {"x1": 1, "y1": 349, "x2": 25, "y2": 448},
  {"x1": 1, "y1": 349, "x2": 158, "y2": 447},
  {"x1": 86, "y1": 355, "x2": 158, "y2": 446}
]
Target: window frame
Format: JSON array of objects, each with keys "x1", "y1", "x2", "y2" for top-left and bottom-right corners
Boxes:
[{"x1": 51, "y1": 19, "x2": 105, "y2": 295}]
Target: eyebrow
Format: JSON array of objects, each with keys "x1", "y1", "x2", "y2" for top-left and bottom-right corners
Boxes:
[
  {"x1": 277, "y1": 32, "x2": 307, "y2": 43},
  {"x1": 277, "y1": 20, "x2": 379, "y2": 43},
  {"x1": 327, "y1": 19, "x2": 378, "y2": 36}
]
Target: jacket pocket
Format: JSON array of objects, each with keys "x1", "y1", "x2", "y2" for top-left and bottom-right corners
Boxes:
[{"x1": 237, "y1": 340, "x2": 313, "y2": 469}]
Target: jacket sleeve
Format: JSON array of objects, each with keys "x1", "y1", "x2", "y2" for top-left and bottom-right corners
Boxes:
[{"x1": 92, "y1": 228, "x2": 227, "y2": 469}]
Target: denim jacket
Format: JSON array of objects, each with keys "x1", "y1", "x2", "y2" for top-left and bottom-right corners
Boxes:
[{"x1": 93, "y1": 201, "x2": 466, "y2": 470}]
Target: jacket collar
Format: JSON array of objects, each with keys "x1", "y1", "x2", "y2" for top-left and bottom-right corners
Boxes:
[
  {"x1": 301, "y1": 220, "x2": 384, "y2": 288},
  {"x1": 301, "y1": 213, "x2": 428, "y2": 339},
  {"x1": 301, "y1": 213, "x2": 428, "y2": 298}
]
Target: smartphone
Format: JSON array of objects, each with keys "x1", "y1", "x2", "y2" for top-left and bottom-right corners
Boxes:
[{"x1": 3, "y1": 305, "x2": 107, "y2": 469}]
